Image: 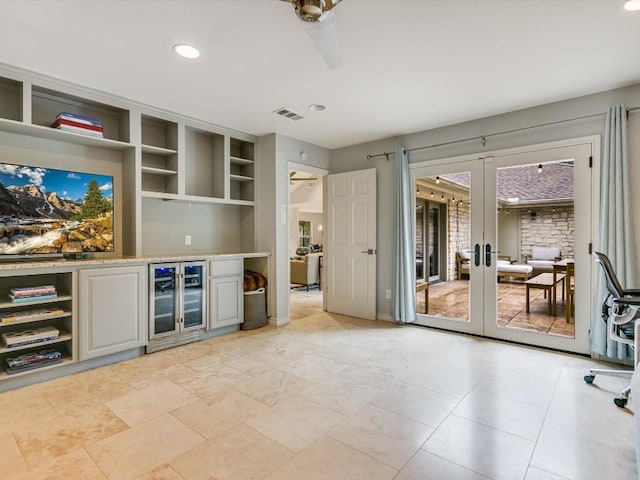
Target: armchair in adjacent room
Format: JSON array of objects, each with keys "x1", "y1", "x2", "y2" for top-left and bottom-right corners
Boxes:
[
  {"x1": 584, "y1": 251, "x2": 640, "y2": 408},
  {"x1": 290, "y1": 252, "x2": 321, "y2": 291}
]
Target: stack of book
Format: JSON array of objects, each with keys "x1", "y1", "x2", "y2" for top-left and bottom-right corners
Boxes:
[
  {"x1": 6, "y1": 349, "x2": 63, "y2": 375},
  {"x1": 2, "y1": 326, "x2": 60, "y2": 348},
  {"x1": 50, "y1": 112, "x2": 104, "y2": 138},
  {"x1": 9, "y1": 285, "x2": 58, "y2": 303}
]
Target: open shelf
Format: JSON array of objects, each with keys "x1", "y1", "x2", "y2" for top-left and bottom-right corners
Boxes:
[
  {"x1": 142, "y1": 144, "x2": 177, "y2": 156},
  {"x1": 0, "y1": 118, "x2": 133, "y2": 150},
  {"x1": 141, "y1": 115, "x2": 178, "y2": 151},
  {"x1": 0, "y1": 311, "x2": 71, "y2": 328},
  {"x1": 0, "y1": 76, "x2": 22, "y2": 121},
  {"x1": 230, "y1": 174, "x2": 254, "y2": 182},
  {"x1": 0, "y1": 295, "x2": 72, "y2": 310},
  {"x1": 230, "y1": 156, "x2": 254, "y2": 165},
  {"x1": 32, "y1": 85, "x2": 130, "y2": 143},
  {"x1": 141, "y1": 166, "x2": 178, "y2": 176},
  {"x1": 0, "y1": 353, "x2": 73, "y2": 380},
  {"x1": 0, "y1": 332, "x2": 72, "y2": 355}
]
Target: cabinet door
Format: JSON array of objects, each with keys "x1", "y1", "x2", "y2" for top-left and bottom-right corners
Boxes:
[
  {"x1": 79, "y1": 265, "x2": 148, "y2": 360},
  {"x1": 209, "y1": 276, "x2": 243, "y2": 329}
]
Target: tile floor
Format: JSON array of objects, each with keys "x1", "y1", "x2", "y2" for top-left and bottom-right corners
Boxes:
[
  {"x1": 422, "y1": 280, "x2": 576, "y2": 337},
  {"x1": 0, "y1": 290, "x2": 636, "y2": 479}
]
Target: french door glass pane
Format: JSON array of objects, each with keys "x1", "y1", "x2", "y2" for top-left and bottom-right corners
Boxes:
[
  {"x1": 495, "y1": 160, "x2": 575, "y2": 339},
  {"x1": 415, "y1": 173, "x2": 471, "y2": 323}
]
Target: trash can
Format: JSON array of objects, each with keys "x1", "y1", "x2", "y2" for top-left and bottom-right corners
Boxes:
[{"x1": 242, "y1": 287, "x2": 267, "y2": 330}]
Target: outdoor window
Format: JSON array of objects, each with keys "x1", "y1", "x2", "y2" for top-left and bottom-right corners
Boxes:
[{"x1": 298, "y1": 220, "x2": 311, "y2": 247}]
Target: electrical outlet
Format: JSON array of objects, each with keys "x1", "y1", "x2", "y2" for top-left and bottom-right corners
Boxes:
[
  {"x1": 185, "y1": 235, "x2": 192, "y2": 246},
  {"x1": 385, "y1": 289, "x2": 391, "y2": 299}
]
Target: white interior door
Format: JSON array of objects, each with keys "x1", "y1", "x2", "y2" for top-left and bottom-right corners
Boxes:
[{"x1": 326, "y1": 168, "x2": 377, "y2": 320}]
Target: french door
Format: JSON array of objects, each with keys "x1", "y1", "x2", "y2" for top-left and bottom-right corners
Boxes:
[{"x1": 410, "y1": 138, "x2": 596, "y2": 354}]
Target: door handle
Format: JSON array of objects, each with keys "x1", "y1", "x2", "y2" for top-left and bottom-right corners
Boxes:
[
  {"x1": 485, "y1": 244, "x2": 492, "y2": 267},
  {"x1": 361, "y1": 249, "x2": 376, "y2": 255},
  {"x1": 474, "y1": 244, "x2": 481, "y2": 267}
]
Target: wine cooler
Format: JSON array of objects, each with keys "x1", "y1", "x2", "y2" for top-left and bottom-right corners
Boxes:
[{"x1": 147, "y1": 261, "x2": 206, "y2": 353}]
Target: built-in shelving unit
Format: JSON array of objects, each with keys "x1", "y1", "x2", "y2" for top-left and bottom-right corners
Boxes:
[
  {"x1": 230, "y1": 137, "x2": 254, "y2": 202},
  {"x1": 141, "y1": 115, "x2": 179, "y2": 196},
  {"x1": 0, "y1": 272, "x2": 74, "y2": 380},
  {"x1": 0, "y1": 66, "x2": 257, "y2": 259}
]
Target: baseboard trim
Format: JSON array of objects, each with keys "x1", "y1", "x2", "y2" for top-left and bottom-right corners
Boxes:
[
  {"x1": 268, "y1": 316, "x2": 290, "y2": 327},
  {"x1": 376, "y1": 313, "x2": 395, "y2": 323}
]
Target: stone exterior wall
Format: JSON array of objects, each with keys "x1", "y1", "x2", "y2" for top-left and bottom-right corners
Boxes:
[
  {"x1": 520, "y1": 206, "x2": 574, "y2": 260},
  {"x1": 448, "y1": 201, "x2": 471, "y2": 281}
]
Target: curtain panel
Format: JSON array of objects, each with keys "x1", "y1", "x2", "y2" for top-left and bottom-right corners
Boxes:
[
  {"x1": 393, "y1": 147, "x2": 416, "y2": 323},
  {"x1": 592, "y1": 105, "x2": 639, "y2": 360}
]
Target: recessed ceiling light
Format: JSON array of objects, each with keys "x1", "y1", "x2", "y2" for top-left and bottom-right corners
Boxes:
[
  {"x1": 308, "y1": 104, "x2": 326, "y2": 112},
  {"x1": 173, "y1": 43, "x2": 200, "y2": 59},
  {"x1": 624, "y1": 0, "x2": 640, "y2": 11}
]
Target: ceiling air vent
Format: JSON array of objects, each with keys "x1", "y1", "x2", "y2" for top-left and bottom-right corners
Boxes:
[{"x1": 273, "y1": 107, "x2": 304, "y2": 121}]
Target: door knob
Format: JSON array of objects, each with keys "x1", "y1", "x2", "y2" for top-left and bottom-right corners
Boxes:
[{"x1": 361, "y1": 249, "x2": 376, "y2": 255}]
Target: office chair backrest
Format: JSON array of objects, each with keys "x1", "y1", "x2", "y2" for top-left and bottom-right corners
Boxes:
[{"x1": 593, "y1": 251, "x2": 625, "y2": 297}]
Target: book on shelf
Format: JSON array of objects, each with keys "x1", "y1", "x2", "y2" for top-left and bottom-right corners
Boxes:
[
  {"x1": 9, "y1": 293, "x2": 58, "y2": 303},
  {"x1": 2, "y1": 326, "x2": 60, "y2": 348},
  {"x1": 10, "y1": 286, "x2": 57, "y2": 297},
  {"x1": 6, "y1": 357, "x2": 63, "y2": 374},
  {"x1": 52, "y1": 124, "x2": 104, "y2": 138},
  {"x1": 51, "y1": 118, "x2": 104, "y2": 132},
  {"x1": 0, "y1": 308, "x2": 65, "y2": 324},
  {"x1": 54, "y1": 111, "x2": 102, "y2": 126},
  {"x1": 6, "y1": 351, "x2": 63, "y2": 375}
]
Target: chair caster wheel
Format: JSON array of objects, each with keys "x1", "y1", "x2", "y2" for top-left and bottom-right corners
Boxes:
[
  {"x1": 584, "y1": 375, "x2": 595, "y2": 384},
  {"x1": 614, "y1": 397, "x2": 628, "y2": 408}
]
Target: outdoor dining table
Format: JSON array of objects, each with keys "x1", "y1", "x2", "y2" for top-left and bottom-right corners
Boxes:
[{"x1": 553, "y1": 258, "x2": 574, "y2": 315}]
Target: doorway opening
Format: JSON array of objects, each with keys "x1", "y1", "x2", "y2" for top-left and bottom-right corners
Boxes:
[{"x1": 288, "y1": 167, "x2": 325, "y2": 321}]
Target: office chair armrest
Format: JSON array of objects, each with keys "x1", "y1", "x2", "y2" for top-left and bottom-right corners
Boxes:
[
  {"x1": 623, "y1": 289, "x2": 640, "y2": 296},
  {"x1": 613, "y1": 297, "x2": 640, "y2": 306}
]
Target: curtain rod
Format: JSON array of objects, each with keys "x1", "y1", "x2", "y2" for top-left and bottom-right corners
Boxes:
[{"x1": 366, "y1": 106, "x2": 640, "y2": 161}]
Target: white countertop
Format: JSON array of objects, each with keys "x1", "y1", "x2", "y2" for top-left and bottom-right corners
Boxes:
[{"x1": 0, "y1": 252, "x2": 270, "y2": 272}]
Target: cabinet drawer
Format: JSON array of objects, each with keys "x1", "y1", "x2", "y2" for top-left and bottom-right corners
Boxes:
[{"x1": 210, "y1": 258, "x2": 243, "y2": 276}]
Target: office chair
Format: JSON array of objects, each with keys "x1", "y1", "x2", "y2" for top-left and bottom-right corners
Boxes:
[{"x1": 584, "y1": 251, "x2": 640, "y2": 407}]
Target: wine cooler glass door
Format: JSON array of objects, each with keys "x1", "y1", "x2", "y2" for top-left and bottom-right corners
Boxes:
[
  {"x1": 182, "y1": 262, "x2": 205, "y2": 330},
  {"x1": 151, "y1": 265, "x2": 178, "y2": 337}
]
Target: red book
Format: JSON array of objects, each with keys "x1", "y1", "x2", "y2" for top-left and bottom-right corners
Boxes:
[{"x1": 50, "y1": 118, "x2": 104, "y2": 132}]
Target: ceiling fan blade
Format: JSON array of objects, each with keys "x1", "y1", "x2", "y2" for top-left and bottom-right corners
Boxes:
[{"x1": 302, "y1": 10, "x2": 342, "y2": 70}]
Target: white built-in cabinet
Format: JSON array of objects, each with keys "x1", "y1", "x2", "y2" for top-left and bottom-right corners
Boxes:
[
  {"x1": 78, "y1": 265, "x2": 147, "y2": 360},
  {"x1": 209, "y1": 258, "x2": 244, "y2": 329}
]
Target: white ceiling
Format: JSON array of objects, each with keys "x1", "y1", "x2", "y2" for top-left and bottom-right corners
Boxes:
[{"x1": 1, "y1": 1, "x2": 639, "y2": 150}]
